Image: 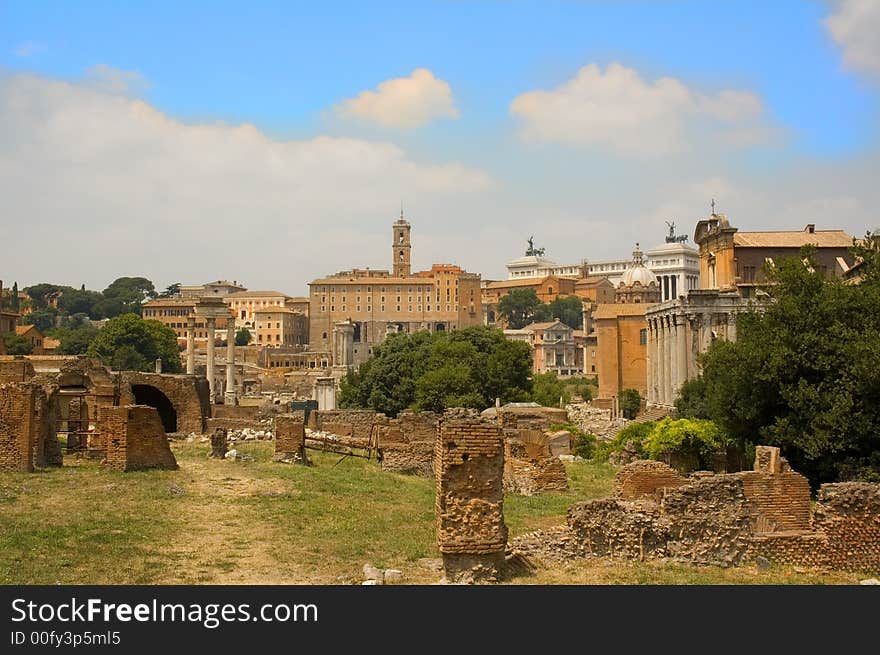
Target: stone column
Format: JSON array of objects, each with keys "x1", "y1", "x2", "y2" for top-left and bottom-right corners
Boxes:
[
  {"x1": 225, "y1": 321, "x2": 236, "y2": 405},
  {"x1": 677, "y1": 314, "x2": 688, "y2": 393},
  {"x1": 186, "y1": 314, "x2": 196, "y2": 375},
  {"x1": 206, "y1": 316, "x2": 216, "y2": 402},
  {"x1": 657, "y1": 318, "x2": 666, "y2": 406},
  {"x1": 646, "y1": 320, "x2": 654, "y2": 404}
]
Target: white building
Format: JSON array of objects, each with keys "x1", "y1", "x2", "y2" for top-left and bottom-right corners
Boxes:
[{"x1": 503, "y1": 227, "x2": 699, "y2": 303}]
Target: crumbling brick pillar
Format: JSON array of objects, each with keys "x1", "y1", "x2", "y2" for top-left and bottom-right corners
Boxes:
[
  {"x1": 0, "y1": 382, "x2": 37, "y2": 472},
  {"x1": 435, "y1": 416, "x2": 508, "y2": 583},
  {"x1": 274, "y1": 412, "x2": 308, "y2": 464},
  {"x1": 209, "y1": 427, "x2": 228, "y2": 459},
  {"x1": 100, "y1": 405, "x2": 178, "y2": 472}
]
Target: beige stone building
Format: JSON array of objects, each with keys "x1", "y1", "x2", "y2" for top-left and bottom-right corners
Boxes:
[
  {"x1": 178, "y1": 280, "x2": 246, "y2": 299},
  {"x1": 308, "y1": 214, "x2": 482, "y2": 366},
  {"x1": 646, "y1": 215, "x2": 856, "y2": 408},
  {"x1": 225, "y1": 290, "x2": 295, "y2": 331},
  {"x1": 142, "y1": 297, "x2": 232, "y2": 346},
  {"x1": 253, "y1": 307, "x2": 308, "y2": 348},
  {"x1": 504, "y1": 320, "x2": 582, "y2": 377}
]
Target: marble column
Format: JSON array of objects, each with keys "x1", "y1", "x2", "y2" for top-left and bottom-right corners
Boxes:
[
  {"x1": 647, "y1": 320, "x2": 656, "y2": 404},
  {"x1": 186, "y1": 314, "x2": 196, "y2": 375},
  {"x1": 206, "y1": 316, "x2": 216, "y2": 402},
  {"x1": 225, "y1": 321, "x2": 236, "y2": 405},
  {"x1": 677, "y1": 314, "x2": 688, "y2": 393},
  {"x1": 657, "y1": 318, "x2": 666, "y2": 406}
]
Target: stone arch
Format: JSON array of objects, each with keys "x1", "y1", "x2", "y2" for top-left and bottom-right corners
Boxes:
[
  {"x1": 119, "y1": 372, "x2": 211, "y2": 434},
  {"x1": 131, "y1": 384, "x2": 177, "y2": 433}
]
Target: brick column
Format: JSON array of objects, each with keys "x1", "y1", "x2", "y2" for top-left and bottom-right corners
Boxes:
[{"x1": 435, "y1": 416, "x2": 507, "y2": 583}]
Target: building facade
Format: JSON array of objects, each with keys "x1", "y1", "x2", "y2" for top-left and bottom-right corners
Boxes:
[
  {"x1": 308, "y1": 214, "x2": 482, "y2": 366},
  {"x1": 179, "y1": 280, "x2": 247, "y2": 299},
  {"x1": 504, "y1": 320, "x2": 582, "y2": 377},
  {"x1": 593, "y1": 303, "x2": 649, "y2": 399},
  {"x1": 142, "y1": 298, "x2": 232, "y2": 345},
  {"x1": 225, "y1": 290, "x2": 295, "y2": 330},
  {"x1": 253, "y1": 307, "x2": 308, "y2": 348},
  {"x1": 645, "y1": 216, "x2": 855, "y2": 407}
]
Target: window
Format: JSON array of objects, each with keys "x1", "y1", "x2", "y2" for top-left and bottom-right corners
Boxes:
[{"x1": 640, "y1": 329, "x2": 647, "y2": 345}]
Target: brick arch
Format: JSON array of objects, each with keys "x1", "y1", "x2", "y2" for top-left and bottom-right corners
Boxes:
[{"x1": 119, "y1": 372, "x2": 211, "y2": 434}]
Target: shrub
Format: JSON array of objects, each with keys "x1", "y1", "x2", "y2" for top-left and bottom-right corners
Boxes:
[
  {"x1": 644, "y1": 417, "x2": 728, "y2": 470},
  {"x1": 619, "y1": 388, "x2": 641, "y2": 419},
  {"x1": 595, "y1": 420, "x2": 655, "y2": 462}
]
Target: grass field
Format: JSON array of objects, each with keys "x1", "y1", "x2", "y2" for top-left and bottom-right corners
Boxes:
[{"x1": 0, "y1": 442, "x2": 866, "y2": 585}]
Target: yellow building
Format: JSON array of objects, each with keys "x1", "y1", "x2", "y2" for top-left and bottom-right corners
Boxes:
[
  {"x1": 594, "y1": 304, "x2": 648, "y2": 400},
  {"x1": 225, "y1": 290, "x2": 295, "y2": 331},
  {"x1": 308, "y1": 214, "x2": 482, "y2": 366},
  {"x1": 142, "y1": 298, "x2": 232, "y2": 345}
]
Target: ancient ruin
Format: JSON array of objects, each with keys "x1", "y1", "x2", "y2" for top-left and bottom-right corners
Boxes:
[
  {"x1": 100, "y1": 405, "x2": 179, "y2": 472},
  {"x1": 0, "y1": 356, "x2": 211, "y2": 474},
  {"x1": 435, "y1": 413, "x2": 508, "y2": 583},
  {"x1": 273, "y1": 412, "x2": 308, "y2": 464},
  {"x1": 512, "y1": 447, "x2": 880, "y2": 573}
]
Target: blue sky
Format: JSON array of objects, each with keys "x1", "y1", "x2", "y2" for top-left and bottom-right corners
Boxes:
[{"x1": 1, "y1": 0, "x2": 878, "y2": 292}]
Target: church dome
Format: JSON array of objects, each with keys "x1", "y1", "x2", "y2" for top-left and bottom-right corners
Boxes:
[{"x1": 619, "y1": 243, "x2": 656, "y2": 288}]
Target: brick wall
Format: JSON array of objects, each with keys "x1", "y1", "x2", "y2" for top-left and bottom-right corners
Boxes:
[
  {"x1": 378, "y1": 411, "x2": 439, "y2": 476},
  {"x1": 119, "y1": 372, "x2": 211, "y2": 434},
  {"x1": 100, "y1": 405, "x2": 178, "y2": 472},
  {"x1": 310, "y1": 409, "x2": 379, "y2": 442},
  {"x1": 212, "y1": 405, "x2": 260, "y2": 420},
  {"x1": 435, "y1": 416, "x2": 508, "y2": 583},
  {"x1": 736, "y1": 470, "x2": 811, "y2": 532},
  {"x1": 0, "y1": 359, "x2": 36, "y2": 384},
  {"x1": 206, "y1": 417, "x2": 263, "y2": 432},
  {"x1": 0, "y1": 383, "x2": 37, "y2": 472},
  {"x1": 614, "y1": 460, "x2": 687, "y2": 501},
  {"x1": 812, "y1": 482, "x2": 880, "y2": 573},
  {"x1": 274, "y1": 412, "x2": 307, "y2": 464}
]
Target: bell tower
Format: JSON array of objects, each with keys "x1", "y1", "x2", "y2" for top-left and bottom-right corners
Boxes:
[{"x1": 392, "y1": 210, "x2": 412, "y2": 277}]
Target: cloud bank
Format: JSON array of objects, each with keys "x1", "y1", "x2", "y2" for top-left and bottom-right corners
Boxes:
[{"x1": 335, "y1": 68, "x2": 459, "y2": 129}]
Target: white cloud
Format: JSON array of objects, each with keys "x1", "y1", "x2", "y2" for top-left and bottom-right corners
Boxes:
[
  {"x1": 83, "y1": 64, "x2": 152, "y2": 97},
  {"x1": 825, "y1": 0, "x2": 880, "y2": 77},
  {"x1": 0, "y1": 72, "x2": 492, "y2": 292},
  {"x1": 335, "y1": 68, "x2": 459, "y2": 129},
  {"x1": 510, "y1": 62, "x2": 769, "y2": 157}
]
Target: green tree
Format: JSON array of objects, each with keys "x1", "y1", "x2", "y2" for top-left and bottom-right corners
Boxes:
[
  {"x1": 86, "y1": 313, "x2": 182, "y2": 373},
  {"x1": 235, "y1": 328, "x2": 253, "y2": 346},
  {"x1": 22, "y1": 308, "x2": 58, "y2": 332},
  {"x1": 100, "y1": 277, "x2": 157, "y2": 317},
  {"x1": 568, "y1": 376, "x2": 595, "y2": 402},
  {"x1": 58, "y1": 288, "x2": 105, "y2": 319},
  {"x1": 531, "y1": 371, "x2": 570, "y2": 407},
  {"x1": 158, "y1": 283, "x2": 182, "y2": 298},
  {"x1": 595, "y1": 420, "x2": 656, "y2": 462},
  {"x1": 674, "y1": 377, "x2": 710, "y2": 419},
  {"x1": 619, "y1": 388, "x2": 642, "y2": 419},
  {"x1": 11, "y1": 282, "x2": 20, "y2": 311},
  {"x1": 498, "y1": 288, "x2": 542, "y2": 329},
  {"x1": 338, "y1": 326, "x2": 533, "y2": 416},
  {"x1": 533, "y1": 295, "x2": 584, "y2": 329},
  {"x1": 22, "y1": 284, "x2": 68, "y2": 309},
  {"x1": 56, "y1": 324, "x2": 100, "y2": 355},
  {"x1": 689, "y1": 246, "x2": 880, "y2": 486},
  {"x1": 2, "y1": 331, "x2": 33, "y2": 355}
]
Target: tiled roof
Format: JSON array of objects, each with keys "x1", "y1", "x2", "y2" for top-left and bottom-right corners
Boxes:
[
  {"x1": 593, "y1": 303, "x2": 649, "y2": 319},
  {"x1": 733, "y1": 230, "x2": 852, "y2": 248}
]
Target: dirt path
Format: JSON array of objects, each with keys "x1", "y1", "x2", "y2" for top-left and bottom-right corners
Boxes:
[{"x1": 160, "y1": 457, "x2": 327, "y2": 584}]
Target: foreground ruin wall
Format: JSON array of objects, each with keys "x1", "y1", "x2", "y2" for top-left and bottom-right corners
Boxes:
[
  {"x1": 377, "y1": 411, "x2": 440, "y2": 476},
  {"x1": 0, "y1": 382, "x2": 37, "y2": 472},
  {"x1": 309, "y1": 409, "x2": 378, "y2": 446},
  {"x1": 119, "y1": 372, "x2": 211, "y2": 434},
  {"x1": 100, "y1": 405, "x2": 179, "y2": 472},
  {"x1": 274, "y1": 412, "x2": 307, "y2": 464},
  {"x1": 503, "y1": 431, "x2": 568, "y2": 496},
  {"x1": 526, "y1": 446, "x2": 880, "y2": 573},
  {"x1": 435, "y1": 416, "x2": 508, "y2": 583},
  {"x1": 0, "y1": 359, "x2": 37, "y2": 384}
]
